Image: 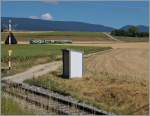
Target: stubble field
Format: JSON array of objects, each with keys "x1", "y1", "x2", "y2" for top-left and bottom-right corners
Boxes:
[
  {"x1": 85, "y1": 48, "x2": 148, "y2": 78},
  {"x1": 25, "y1": 42, "x2": 149, "y2": 115}
]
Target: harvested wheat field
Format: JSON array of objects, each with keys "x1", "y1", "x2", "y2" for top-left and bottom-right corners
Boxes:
[
  {"x1": 83, "y1": 44, "x2": 149, "y2": 114},
  {"x1": 85, "y1": 48, "x2": 148, "y2": 78},
  {"x1": 25, "y1": 42, "x2": 149, "y2": 114},
  {"x1": 71, "y1": 42, "x2": 148, "y2": 49}
]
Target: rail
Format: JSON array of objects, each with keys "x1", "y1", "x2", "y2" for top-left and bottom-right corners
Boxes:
[{"x1": 2, "y1": 80, "x2": 113, "y2": 115}]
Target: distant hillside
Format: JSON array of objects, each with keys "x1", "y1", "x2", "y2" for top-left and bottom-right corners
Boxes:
[
  {"x1": 1, "y1": 17, "x2": 114, "y2": 32},
  {"x1": 120, "y1": 25, "x2": 149, "y2": 32}
]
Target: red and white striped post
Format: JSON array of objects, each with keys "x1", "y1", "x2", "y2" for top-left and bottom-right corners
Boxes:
[{"x1": 8, "y1": 19, "x2": 12, "y2": 70}]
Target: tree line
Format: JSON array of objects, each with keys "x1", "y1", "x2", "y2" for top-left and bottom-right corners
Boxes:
[{"x1": 111, "y1": 26, "x2": 149, "y2": 37}]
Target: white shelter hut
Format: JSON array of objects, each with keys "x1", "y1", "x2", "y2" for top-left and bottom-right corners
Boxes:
[{"x1": 62, "y1": 49, "x2": 83, "y2": 78}]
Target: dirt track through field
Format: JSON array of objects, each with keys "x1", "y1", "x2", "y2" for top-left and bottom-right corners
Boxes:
[
  {"x1": 103, "y1": 32, "x2": 121, "y2": 41},
  {"x1": 85, "y1": 47, "x2": 148, "y2": 79},
  {"x1": 2, "y1": 61, "x2": 61, "y2": 83}
]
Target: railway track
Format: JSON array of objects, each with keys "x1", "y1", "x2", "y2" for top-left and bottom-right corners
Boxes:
[{"x1": 2, "y1": 80, "x2": 113, "y2": 115}]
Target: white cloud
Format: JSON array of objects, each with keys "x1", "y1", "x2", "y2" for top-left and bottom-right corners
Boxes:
[
  {"x1": 29, "y1": 13, "x2": 53, "y2": 21},
  {"x1": 29, "y1": 16, "x2": 39, "y2": 19},
  {"x1": 41, "y1": 13, "x2": 53, "y2": 21}
]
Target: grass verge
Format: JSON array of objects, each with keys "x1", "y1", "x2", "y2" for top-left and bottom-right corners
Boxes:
[
  {"x1": 24, "y1": 70, "x2": 148, "y2": 115},
  {"x1": 1, "y1": 93, "x2": 34, "y2": 115}
]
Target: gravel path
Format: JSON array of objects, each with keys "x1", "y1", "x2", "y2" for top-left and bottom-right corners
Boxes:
[
  {"x1": 2, "y1": 61, "x2": 61, "y2": 83},
  {"x1": 1, "y1": 49, "x2": 111, "y2": 83},
  {"x1": 103, "y1": 32, "x2": 122, "y2": 42}
]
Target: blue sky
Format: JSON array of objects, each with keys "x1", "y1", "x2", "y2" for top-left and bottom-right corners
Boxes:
[{"x1": 2, "y1": 1, "x2": 149, "y2": 28}]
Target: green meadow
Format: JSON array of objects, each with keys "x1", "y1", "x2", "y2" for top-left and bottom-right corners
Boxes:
[{"x1": 1, "y1": 31, "x2": 107, "y2": 41}]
